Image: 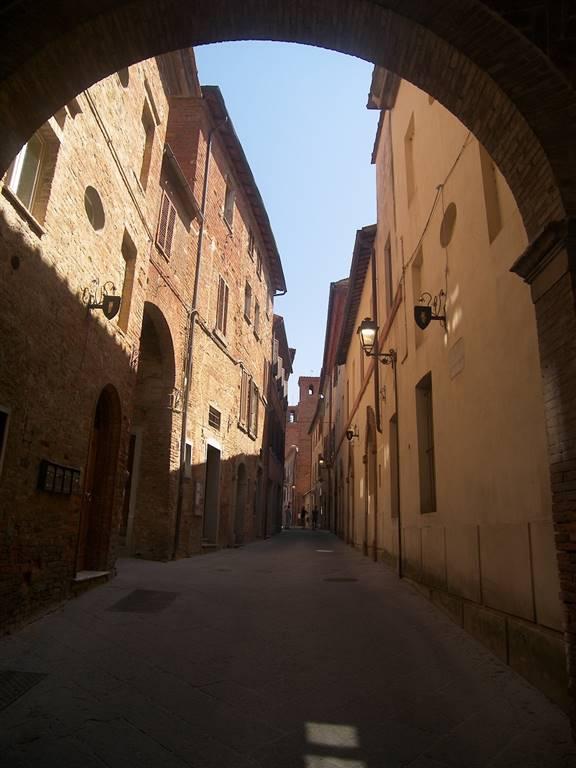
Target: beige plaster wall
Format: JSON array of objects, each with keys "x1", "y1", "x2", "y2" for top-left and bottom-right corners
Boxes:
[{"x1": 336, "y1": 80, "x2": 562, "y2": 641}]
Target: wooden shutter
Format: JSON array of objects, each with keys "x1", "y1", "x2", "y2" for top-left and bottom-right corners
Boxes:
[
  {"x1": 216, "y1": 276, "x2": 228, "y2": 336},
  {"x1": 254, "y1": 300, "x2": 260, "y2": 337},
  {"x1": 240, "y1": 370, "x2": 250, "y2": 428},
  {"x1": 156, "y1": 191, "x2": 176, "y2": 256},
  {"x1": 249, "y1": 381, "x2": 259, "y2": 436}
]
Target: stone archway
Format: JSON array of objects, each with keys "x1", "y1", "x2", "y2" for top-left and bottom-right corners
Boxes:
[
  {"x1": 130, "y1": 302, "x2": 177, "y2": 559},
  {"x1": 0, "y1": 1, "x2": 575, "y2": 241},
  {"x1": 2, "y1": 0, "x2": 576, "y2": 716}
]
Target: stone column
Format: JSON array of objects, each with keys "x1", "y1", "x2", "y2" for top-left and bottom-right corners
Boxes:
[{"x1": 512, "y1": 218, "x2": 576, "y2": 724}]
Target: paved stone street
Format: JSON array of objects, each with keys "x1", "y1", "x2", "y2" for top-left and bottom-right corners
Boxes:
[{"x1": 0, "y1": 530, "x2": 575, "y2": 767}]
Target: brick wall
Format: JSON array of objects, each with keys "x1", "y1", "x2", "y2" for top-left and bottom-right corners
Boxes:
[{"x1": 0, "y1": 57, "x2": 168, "y2": 628}]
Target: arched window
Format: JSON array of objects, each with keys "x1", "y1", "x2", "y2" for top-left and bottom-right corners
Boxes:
[
  {"x1": 289, "y1": 411, "x2": 296, "y2": 424},
  {"x1": 308, "y1": 385, "x2": 314, "y2": 395}
]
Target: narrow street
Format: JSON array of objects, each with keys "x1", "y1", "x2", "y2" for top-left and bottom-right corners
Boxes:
[{"x1": 1, "y1": 531, "x2": 574, "y2": 768}]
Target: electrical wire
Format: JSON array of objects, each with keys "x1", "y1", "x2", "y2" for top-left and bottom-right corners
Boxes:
[{"x1": 403, "y1": 130, "x2": 473, "y2": 272}]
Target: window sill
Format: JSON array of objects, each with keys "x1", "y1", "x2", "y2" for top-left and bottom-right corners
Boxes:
[
  {"x1": 1, "y1": 185, "x2": 45, "y2": 238},
  {"x1": 253, "y1": 330, "x2": 260, "y2": 342},
  {"x1": 244, "y1": 314, "x2": 251, "y2": 325},
  {"x1": 213, "y1": 327, "x2": 228, "y2": 346}
]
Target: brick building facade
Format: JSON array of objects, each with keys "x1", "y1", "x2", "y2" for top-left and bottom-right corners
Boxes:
[{"x1": 0, "y1": 49, "x2": 287, "y2": 630}]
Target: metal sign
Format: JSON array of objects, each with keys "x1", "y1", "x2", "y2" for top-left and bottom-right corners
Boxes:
[{"x1": 414, "y1": 305, "x2": 432, "y2": 330}]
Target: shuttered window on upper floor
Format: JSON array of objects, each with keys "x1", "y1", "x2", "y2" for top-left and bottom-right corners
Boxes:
[
  {"x1": 156, "y1": 191, "x2": 177, "y2": 257},
  {"x1": 216, "y1": 276, "x2": 229, "y2": 337}
]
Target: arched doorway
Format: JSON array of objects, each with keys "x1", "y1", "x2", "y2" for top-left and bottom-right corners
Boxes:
[
  {"x1": 0, "y1": 2, "x2": 574, "y2": 245},
  {"x1": 234, "y1": 462, "x2": 248, "y2": 546},
  {"x1": 130, "y1": 303, "x2": 177, "y2": 559},
  {"x1": 76, "y1": 385, "x2": 121, "y2": 573},
  {"x1": 365, "y1": 406, "x2": 378, "y2": 560}
]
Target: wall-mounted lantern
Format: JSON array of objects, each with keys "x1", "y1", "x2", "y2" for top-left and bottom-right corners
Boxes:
[
  {"x1": 346, "y1": 425, "x2": 359, "y2": 442},
  {"x1": 357, "y1": 317, "x2": 396, "y2": 366},
  {"x1": 83, "y1": 278, "x2": 121, "y2": 321},
  {"x1": 414, "y1": 290, "x2": 446, "y2": 330}
]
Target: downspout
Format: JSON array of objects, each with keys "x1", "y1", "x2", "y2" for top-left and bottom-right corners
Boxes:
[
  {"x1": 392, "y1": 356, "x2": 402, "y2": 579},
  {"x1": 172, "y1": 115, "x2": 228, "y2": 559},
  {"x1": 328, "y1": 374, "x2": 333, "y2": 532},
  {"x1": 371, "y1": 249, "x2": 380, "y2": 562}
]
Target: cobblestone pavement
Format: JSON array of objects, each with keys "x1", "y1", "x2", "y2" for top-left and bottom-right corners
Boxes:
[{"x1": 1, "y1": 530, "x2": 575, "y2": 767}]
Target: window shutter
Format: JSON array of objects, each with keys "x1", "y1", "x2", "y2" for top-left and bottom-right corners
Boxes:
[
  {"x1": 156, "y1": 193, "x2": 169, "y2": 251},
  {"x1": 250, "y1": 381, "x2": 259, "y2": 436},
  {"x1": 156, "y1": 192, "x2": 176, "y2": 257},
  {"x1": 165, "y1": 202, "x2": 176, "y2": 255},
  {"x1": 240, "y1": 370, "x2": 250, "y2": 428}
]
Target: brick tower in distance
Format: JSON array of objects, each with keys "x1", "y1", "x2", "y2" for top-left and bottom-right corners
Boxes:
[{"x1": 285, "y1": 376, "x2": 320, "y2": 524}]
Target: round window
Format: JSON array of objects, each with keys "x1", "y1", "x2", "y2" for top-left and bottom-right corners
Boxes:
[
  {"x1": 117, "y1": 68, "x2": 130, "y2": 88},
  {"x1": 84, "y1": 186, "x2": 105, "y2": 231},
  {"x1": 440, "y1": 202, "x2": 457, "y2": 247}
]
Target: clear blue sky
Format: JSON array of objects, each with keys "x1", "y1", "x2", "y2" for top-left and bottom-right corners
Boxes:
[{"x1": 195, "y1": 42, "x2": 378, "y2": 403}]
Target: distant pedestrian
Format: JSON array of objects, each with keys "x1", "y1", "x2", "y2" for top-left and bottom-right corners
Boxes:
[
  {"x1": 311, "y1": 506, "x2": 319, "y2": 530},
  {"x1": 300, "y1": 506, "x2": 306, "y2": 528}
]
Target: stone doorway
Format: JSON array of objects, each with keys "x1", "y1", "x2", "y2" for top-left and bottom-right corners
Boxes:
[
  {"x1": 131, "y1": 303, "x2": 177, "y2": 559},
  {"x1": 76, "y1": 385, "x2": 121, "y2": 573}
]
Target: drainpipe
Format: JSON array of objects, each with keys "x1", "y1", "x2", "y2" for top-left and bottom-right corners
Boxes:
[
  {"x1": 392, "y1": 356, "x2": 402, "y2": 579},
  {"x1": 172, "y1": 115, "x2": 228, "y2": 560}
]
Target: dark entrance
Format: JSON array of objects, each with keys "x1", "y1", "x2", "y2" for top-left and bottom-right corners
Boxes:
[
  {"x1": 234, "y1": 462, "x2": 247, "y2": 546},
  {"x1": 76, "y1": 385, "x2": 121, "y2": 572},
  {"x1": 203, "y1": 444, "x2": 221, "y2": 544}
]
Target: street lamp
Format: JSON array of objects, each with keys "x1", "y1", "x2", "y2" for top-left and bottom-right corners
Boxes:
[
  {"x1": 356, "y1": 316, "x2": 402, "y2": 579},
  {"x1": 357, "y1": 317, "x2": 396, "y2": 365}
]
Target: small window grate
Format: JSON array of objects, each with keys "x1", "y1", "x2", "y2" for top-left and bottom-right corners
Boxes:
[{"x1": 208, "y1": 406, "x2": 221, "y2": 431}]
